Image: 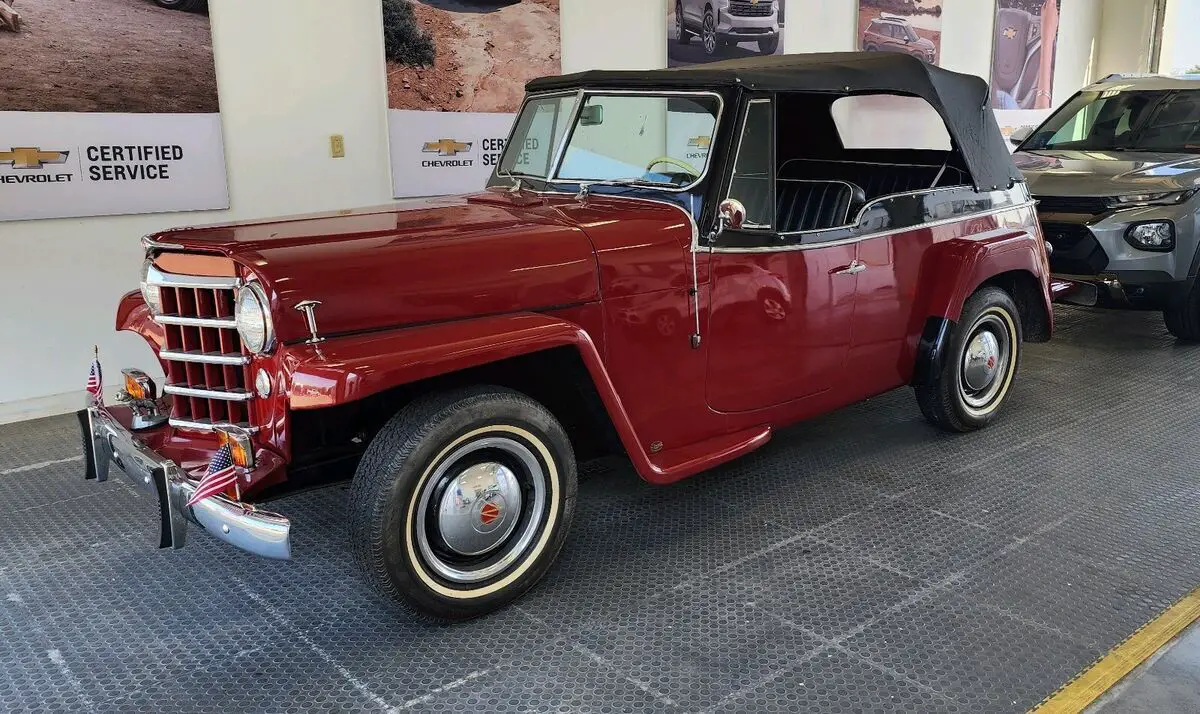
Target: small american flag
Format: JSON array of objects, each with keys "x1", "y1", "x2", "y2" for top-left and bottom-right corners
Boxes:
[
  {"x1": 186, "y1": 443, "x2": 239, "y2": 507},
  {"x1": 85, "y1": 356, "x2": 103, "y2": 407}
]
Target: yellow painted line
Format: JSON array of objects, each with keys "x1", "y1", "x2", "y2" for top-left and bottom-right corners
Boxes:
[{"x1": 1032, "y1": 587, "x2": 1200, "y2": 713}]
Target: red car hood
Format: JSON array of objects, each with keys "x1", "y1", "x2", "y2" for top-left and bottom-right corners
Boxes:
[{"x1": 149, "y1": 192, "x2": 601, "y2": 343}]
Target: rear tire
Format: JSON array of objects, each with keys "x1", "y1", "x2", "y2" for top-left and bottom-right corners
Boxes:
[
  {"x1": 702, "y1": 9, "x2": 718, "y2": 56},
  {"x1": 1164, "y1": 282, "x2": 1200, "y2": 342},
  {"x1": 916, "y1": 287, "x2": 1022, "y2": 433},
  {"x1": 349, "y1": 386, "x2": 577, "y2": 622}
]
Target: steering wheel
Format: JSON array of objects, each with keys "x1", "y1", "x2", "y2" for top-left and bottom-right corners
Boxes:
[{"x1": 645, "y1": 156, "x2": 701, "y2": 178}]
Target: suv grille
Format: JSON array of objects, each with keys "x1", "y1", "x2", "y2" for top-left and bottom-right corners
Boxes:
[
  {"x1": 1041, "y1": 221, "x2": 1110, "y2": 275},
  {"x1": 729, "y1": 0, "x2": 773, "y2": 17},
  {"x1": 1034, "y1": 195, "x2": 1112, "y2": 216},
  {"x1": 148, "y1": 268, "x2": 255, "y2": 433}
]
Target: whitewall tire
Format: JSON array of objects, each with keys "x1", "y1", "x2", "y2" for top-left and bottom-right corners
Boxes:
[{"x1": 349, "y1": 387, "x2": 577, "y2": 621}]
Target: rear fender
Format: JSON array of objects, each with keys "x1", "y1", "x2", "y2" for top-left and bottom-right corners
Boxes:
[
  {"x1": 281, "y1": 312, "x2": 659, "y2": 480},
  {"x1": 918, "y1": 231, "x2": 1052, "y2": 331}
]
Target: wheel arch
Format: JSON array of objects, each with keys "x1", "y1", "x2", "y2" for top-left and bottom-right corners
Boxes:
[
  {"x1": 283, "y1": 313, "x2": 635, "y2": 472},
  {"x1": 916, "y1": 234, "x2": 1053, "y2": 342}
]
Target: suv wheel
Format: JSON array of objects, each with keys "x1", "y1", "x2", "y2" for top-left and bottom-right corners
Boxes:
[
  {"x1": 916, "y1": 287, "x2": 1022, "y2": 432},
  {"x1": 676, "y1": 1, "x2": 691, "y2": 44},
  {"x1": 1164, "y1": 281, "x2": 1200, "y2": 341},
  {"x1": 758, "y1": 35, "x2": 779, "y2": 54},
  {"x1": 702, "y1": 9, "x2": 718, "y2": 55},
  {"x1": 349, "y1": 386, "x2": 577, "y2": 622},
  {"x1": 153, "y1": 0, "x2": 206, "y2": 10}
]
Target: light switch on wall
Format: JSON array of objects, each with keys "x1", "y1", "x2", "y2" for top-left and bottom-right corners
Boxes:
[{"x1": 330, "y1": 135, "x2": 345, "y2": 158}]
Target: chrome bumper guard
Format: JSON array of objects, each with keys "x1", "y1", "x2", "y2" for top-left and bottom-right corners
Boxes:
[{"x1": 80, "y1": 406, "x2": 291, "y2": 560}]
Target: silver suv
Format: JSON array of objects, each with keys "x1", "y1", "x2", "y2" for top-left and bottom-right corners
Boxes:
[
  {"x1": 1013, "y1": 74, "x2": 1200, "y2": 340},
  {"x1": 675, "y1": 0, "x2": 780, "y2": 57}
]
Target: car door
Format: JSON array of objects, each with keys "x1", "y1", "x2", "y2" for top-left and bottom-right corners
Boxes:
[{"x1": 705, "y1": 97, "x2": 857, "y2": 413}]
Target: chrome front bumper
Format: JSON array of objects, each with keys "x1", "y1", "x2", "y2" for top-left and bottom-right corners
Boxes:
[{"x1": 81, "y1": 406, "x2": 291, "y2": 560}]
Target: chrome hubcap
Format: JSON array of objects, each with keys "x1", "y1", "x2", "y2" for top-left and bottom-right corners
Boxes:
[
  {"x1": 959, "y1": 312, "x2": 1012, "y2": 410},
  {"x1": 436, "y1": 462, "x2": 522, "y2": 557},
  {"x1": 415, "y1": 435, "x2": 547, "y2": 584},
  {"x1": 962, "y1": 330, "x2": 1001, "y2": 392}
]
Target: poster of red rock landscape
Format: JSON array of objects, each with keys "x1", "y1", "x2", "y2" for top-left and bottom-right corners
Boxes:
[
  {"x1": 0, "y1": 0, "x2": 228, "y2": 222},
  {"x1": 382, "y1": 0, "x2": 561, "y2": 198},
  {"x1": 857, "y1": 0, "x2": 943, "y2": 66}
]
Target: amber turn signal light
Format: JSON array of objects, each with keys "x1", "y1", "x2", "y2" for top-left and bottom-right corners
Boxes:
[
  {"x1": 120, "y1": 369, "x2": 156, "y2": 401},
  {"x1": 215, "y1": 425, "x2": 255, "y2": 469}
]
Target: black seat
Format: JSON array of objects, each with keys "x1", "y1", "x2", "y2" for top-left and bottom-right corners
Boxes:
[{"x1": 775, "y1": 179, "x2": 866, "y2": 232}]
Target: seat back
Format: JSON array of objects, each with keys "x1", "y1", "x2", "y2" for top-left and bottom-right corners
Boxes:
[{"x1": 775, "y1": 180, "x2": 865, "y2": 233}]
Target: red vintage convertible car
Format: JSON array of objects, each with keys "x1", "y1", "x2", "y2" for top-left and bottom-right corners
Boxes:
[{"x1": 82, "y1": 53, "x2": 1058, "y2": 620}]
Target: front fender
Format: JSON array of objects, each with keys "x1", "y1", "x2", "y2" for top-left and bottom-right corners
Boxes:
[
  {"x1": 282, "y1": 313, "x2": 600, "y2": 409},
  {"x1": 116, "y1": 290, "x2": 166, "y2": 352},
  {"x1": 281, "y1": 312, "x2": 665, "y2": 480}
]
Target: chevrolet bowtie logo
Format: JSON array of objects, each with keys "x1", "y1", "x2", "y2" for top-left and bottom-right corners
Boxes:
[
  {"x1": 0, "y1": 147, "x2": 70, "y2": 170},
  {"x1": 422, "y1": 139, "x2": 472, "y2": 156},
  {"x1": 687, "y1": 136, "x2": 712, "y2": 149},
  {"x1": 1002, "y1": 26, "x2": 1017, "y2": 40}
]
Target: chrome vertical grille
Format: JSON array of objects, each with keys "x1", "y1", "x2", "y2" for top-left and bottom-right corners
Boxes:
[{"x1": 146, "y1": 265, "x2": 255, "y2": 432}]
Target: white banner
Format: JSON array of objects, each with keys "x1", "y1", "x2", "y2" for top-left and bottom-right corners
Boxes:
[
  {"x1": 388, "y1": 110, "x2": 516, "y2": 198},
  {"x1": 0, "y1": 112, "x2": 229, "y2": 221}
]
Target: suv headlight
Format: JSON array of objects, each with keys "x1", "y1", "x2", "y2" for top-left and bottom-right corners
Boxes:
[
  {"x1": 1124, "y1": 221, "x2": 1175, "y2": 252},
  {"x1": 235, "y1": 282, "x2": 275, "y2": 354},
  {"x1": 1109, "y1": 190, "x2": 1195, "y2": 209},
  {"x1": 139, "y1": 259, "x2": 163, "y2": 316}
]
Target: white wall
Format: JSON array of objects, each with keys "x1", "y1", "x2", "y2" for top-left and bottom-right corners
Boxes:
[
  {"x1": 0, "y1": 0, "x2": 394, "y2": 423},
  {"x1": 0, "y1": 0, "x2": 1161, "y2": 422}
]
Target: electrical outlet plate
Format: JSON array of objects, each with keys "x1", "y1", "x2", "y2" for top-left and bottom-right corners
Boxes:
[{"x1": 330, "y1": 135, "x2": 345, "y2": 159}]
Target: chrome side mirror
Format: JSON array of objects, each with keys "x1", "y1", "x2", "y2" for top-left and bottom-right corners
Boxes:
[{"x1": 717, "y1": 198, "x2": 746, "y2": 234}]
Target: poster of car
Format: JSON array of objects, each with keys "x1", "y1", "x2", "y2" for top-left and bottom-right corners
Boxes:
[
  {"x1": 857, "y1": 0, "x2": 942, "y2": 67},
  {"x1": 667, "y1": 0, "x2": 786, "y2": 68},
  {"x1": 990, "y1": 0, "x2": 1061, "y2": 146},
  {"x1": 0, "y1": 0, "x2": 229, "y2": 222},
  {"x1": 383, "y1": 0, "x2": 560, "y2": 198}
]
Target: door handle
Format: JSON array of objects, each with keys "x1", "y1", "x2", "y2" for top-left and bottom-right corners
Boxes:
[{"x1": 831, "y1": 260, "x2": 866, "y2": 276}]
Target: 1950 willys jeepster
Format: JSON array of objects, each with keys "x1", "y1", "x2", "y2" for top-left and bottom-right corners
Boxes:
[{"x1": 83, "y1": 53, "x2": 1060, "y2": 621}]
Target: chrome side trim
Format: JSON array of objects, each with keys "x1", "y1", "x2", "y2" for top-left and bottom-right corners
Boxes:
[
  {"x1": 164, "y1": 384, "x2": 254, "y2": 402},
  {"x1": 159, "y1": 350, "x2": 249, "y2": 366},
  {"x1": 154, "y1": 315, "x2": 239, "y2": 329},
  {"x1": 169, "y1": 418, "x2": 259, "y2": 434},
  {"x1": 711, "y1": 201, "x2": 1039, "y2": 253},
  {"x1": 145, "y1": 263, "x2": 241, "y2": 290}
]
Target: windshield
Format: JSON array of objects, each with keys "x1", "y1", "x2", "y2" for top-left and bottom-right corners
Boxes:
[
  {"x1": 1022, "y1": 89, "x2": 1200, "y2": 153},
  {"x1": 499, "y1": 92, "x2": 722, "y2": 188}
]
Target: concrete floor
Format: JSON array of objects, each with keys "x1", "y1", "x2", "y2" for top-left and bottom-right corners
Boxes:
[{"x1": 1090, "y1": 622, "x2": 1200, "y2": 713}]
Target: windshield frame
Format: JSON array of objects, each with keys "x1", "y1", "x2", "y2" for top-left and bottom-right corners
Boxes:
[{"x1": 495, "y1": 88, "x2": 727, "y2": 194}]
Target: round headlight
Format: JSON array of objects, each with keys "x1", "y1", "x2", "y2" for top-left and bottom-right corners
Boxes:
[
  {"x1": 235, "y1": 282, "x2": 275, "y2": 354},
  {"x1": 139, "y1": 259, "x2": 163, "y2": 316}
]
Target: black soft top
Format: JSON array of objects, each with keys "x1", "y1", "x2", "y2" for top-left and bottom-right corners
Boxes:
[{"x1": 526, "y1": 52, "x2": 1022, "y2": 193}]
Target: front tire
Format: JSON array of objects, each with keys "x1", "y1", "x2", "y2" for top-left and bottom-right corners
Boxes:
[
  {"x1": 916, "y1": 287, "x2": 1022, "y2": 432},
  {"x1": 1164, "y1": 281, "x2": 1200, "y2": 341},
  {"x1": 153, "y1": 0, "x2": 206, "y2": 11},
  {"x1": 702, "y1": 9, "x2": 718, "y2": 56},
  {"x1": 349, "y1": 386, "x2": 577, "y2": 622},
  {"x1": 758, "y1": 35, "x2": 780, "y2": 54},
  {"x1": 676, "y1": 1, "x2": 692, "y2": 44}
]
